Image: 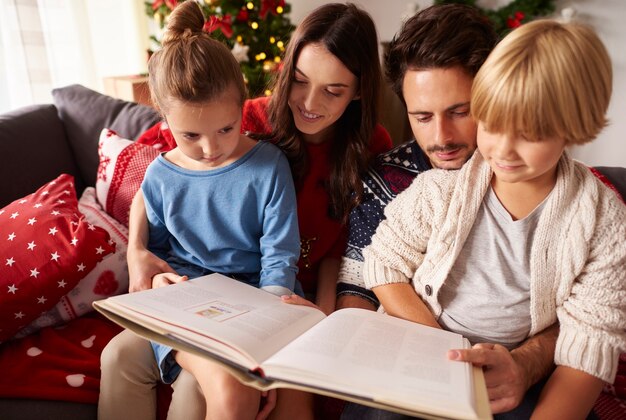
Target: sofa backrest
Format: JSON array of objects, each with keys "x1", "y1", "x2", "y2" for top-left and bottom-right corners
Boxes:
[
  {"x1": 0, "y1": 104, "x2": 82, "y2": 207},
  {"x1": 52, "y1": 84, "x2": 160, "y2": 190}
]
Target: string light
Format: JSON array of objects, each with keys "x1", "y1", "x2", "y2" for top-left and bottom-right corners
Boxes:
[
  {"x1": 246, "y1": 2, "x2": 254, "y2": 10},
  {"x1": 276, "y1": 41, "x2": 284, "y2": 48},
  {"x1": 276, "y1": 6, "x2": 283, "y2": 14},
  {"x1": 274, "y1": 56, "x2": 281, "y2": 63},
  {"x1": 236, "y1": 35, "x2": 243, "y2": 43},
  {"x1": 264, "y1": 89, "x2": 272, "y2": 96},
  {"x1": 270, "y1": 36, "x2": 276, "y2": 43},
  {"x1": 251, "y1": 22, "x2": 259, "y2": 30}
]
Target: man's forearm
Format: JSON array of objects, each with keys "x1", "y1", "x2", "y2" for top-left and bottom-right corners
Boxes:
[{"x1": 511, "y1": 323, "x2": 559, "y2": 389}]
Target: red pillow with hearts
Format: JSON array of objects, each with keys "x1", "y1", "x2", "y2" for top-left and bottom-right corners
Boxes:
[
  {"x1": 0, "y1": 174, "x2": 115, "y2": 342},
  {"x1": 14, "y1": 187, "x2": 129, "y2": 339}
]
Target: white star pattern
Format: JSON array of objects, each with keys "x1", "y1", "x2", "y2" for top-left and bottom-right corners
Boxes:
[{"x1": 0, "y1": 176, "x2": 118, "y2": 339}]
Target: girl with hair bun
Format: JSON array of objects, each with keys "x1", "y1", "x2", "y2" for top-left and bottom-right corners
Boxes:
[
  {"x1": 101, "y1": 1, "x2": 301, "y2": 419},
  {"x1": 101, "y1": 2, "x2": 391, "y2": 419}
]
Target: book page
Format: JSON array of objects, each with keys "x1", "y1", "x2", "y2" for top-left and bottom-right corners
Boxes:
[
  {"x1": 104, "y1": 274, "x2": 326, "y2": 366},
  {"x1": 263, "y1": 308, "x2": 476, "y2": 419}
]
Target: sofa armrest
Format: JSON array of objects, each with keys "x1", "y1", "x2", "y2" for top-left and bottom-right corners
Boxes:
[{"x1": 0, "y1": 104, "x2": 81, "y2": 207}]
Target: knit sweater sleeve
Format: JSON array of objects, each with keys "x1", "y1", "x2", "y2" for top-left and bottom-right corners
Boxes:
[
  {"x1": 362, "y1": 170, "x2": 451, "y2": 289},
  {"x1": 556, "y1": 183, "x2": 626, "y2": 383}
]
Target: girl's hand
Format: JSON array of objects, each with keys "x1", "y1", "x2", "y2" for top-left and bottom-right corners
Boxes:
[
  {"x1": 281, "y1": 294, "x2": 323, "y2": 311},
  {"x1": 151, "y1": 272, "x2": 188, "y2": 289},
  {"x1": 127, "y1": 247, "x2": 177, "y2": 292}
]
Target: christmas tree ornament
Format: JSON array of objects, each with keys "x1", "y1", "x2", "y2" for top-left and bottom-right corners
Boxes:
[{"x1": 231, "y1": 43, "x2": 250, "y2": 63}]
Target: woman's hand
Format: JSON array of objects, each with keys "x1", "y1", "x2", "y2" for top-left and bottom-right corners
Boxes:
[{"x1": 281, "y1": 294, "x2": 323, "y2": 311}]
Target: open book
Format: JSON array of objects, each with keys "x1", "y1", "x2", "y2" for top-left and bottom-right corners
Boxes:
[{"x1": 94, "y1": 273, "x2": 491, "y2": 420}]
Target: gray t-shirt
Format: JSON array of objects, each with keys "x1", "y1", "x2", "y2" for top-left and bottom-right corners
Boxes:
[{"x1": 437, "y1": 187, "x2": 548, "y2": 349}]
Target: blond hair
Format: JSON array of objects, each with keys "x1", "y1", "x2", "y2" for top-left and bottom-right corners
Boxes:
[
  {"x1": 472, "y1": 19, "x2": 612, "y2": 145},
  {"x1": 148, "y1": 1, "x2": 246, "y2": 113}
]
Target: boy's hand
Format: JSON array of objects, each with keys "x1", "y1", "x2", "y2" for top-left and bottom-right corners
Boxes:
[
  {"x1": 152, "y1": 273, "x2": 188, "y2": 289},
  {"x1": 448, "y1": 343, "x2": 527, "y2": 414}
]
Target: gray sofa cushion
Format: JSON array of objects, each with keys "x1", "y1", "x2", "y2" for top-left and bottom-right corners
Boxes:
[
  {"x1": 52, "y1": 84, "x2": 160, "y2": 189},
  {"x1": 595, "y1": 166, "x2": 626, "y2": 200},
  {"x1": 0, "y1": 104, "x2": 81, "y2": 207}
]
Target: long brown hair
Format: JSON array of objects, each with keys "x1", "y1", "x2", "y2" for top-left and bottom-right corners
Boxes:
[
  {"x1": 148, "y1": 1, "x2": 246, "y2": 113},
  {"x1": 268, "y1": 3, "x2": 382, "y2": 221}
]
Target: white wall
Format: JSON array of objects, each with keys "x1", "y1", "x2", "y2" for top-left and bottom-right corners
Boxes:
[{"x1": 290, "y1": 0, "x2": 626, "y2": 167}]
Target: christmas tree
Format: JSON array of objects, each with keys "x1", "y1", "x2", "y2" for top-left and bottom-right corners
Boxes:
[{"x1": 146, "y1": 0, "x2": 295, "y2": 98}]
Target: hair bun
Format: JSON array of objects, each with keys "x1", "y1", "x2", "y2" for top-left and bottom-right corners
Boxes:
[{"x1": 160, "y1": 1, "x2": 205, "y2": 47}]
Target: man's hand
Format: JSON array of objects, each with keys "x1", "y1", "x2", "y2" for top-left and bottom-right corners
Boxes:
[
  {"x1": 448, "y1": 343, "x2": 528, "y2": 414},
  {"x1": 127, "y1": 246, "x2": 181, "y2": 292}
]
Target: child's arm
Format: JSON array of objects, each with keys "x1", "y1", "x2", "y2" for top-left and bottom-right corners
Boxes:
[
  {"x1": 258, "y1": 153, "x2": 300, "y2": 296},
  {"x1": 127, "y1": 190, "x2": 182, "y2": 291},
  {"x1": 372, "y1": 283, "x2": 440, "y2": 329},
  {"x1": 315, "y1": 257, "x2": 339, "y2": 315},
  {"x1": 531, "y1": 366, "x2": 603, "y2": 420}
]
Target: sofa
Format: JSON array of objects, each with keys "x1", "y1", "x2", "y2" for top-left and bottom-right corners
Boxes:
[{"x1": 0, "y1": 84, "x2": 624, "y2": 419}]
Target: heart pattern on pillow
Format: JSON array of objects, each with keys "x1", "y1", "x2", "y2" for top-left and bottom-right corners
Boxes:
[{"x1": 0, "y1": 174, "x2": 115, "y2": 342}]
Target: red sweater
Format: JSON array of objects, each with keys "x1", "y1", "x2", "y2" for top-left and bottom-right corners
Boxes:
[{"x1": 137, "y1": 96, "x2": 392, "y2": 293}]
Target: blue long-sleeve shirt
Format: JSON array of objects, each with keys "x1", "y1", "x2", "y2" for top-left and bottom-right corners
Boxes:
[{"x1": 141, "y1": 141, "x2": 300, "y2": 293}]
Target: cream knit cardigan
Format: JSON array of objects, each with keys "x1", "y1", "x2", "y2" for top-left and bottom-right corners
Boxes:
[{"x1": 363, "y1": 152, "x2": 626, "y2": 383}]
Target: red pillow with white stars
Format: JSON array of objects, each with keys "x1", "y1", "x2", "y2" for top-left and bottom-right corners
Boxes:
[{"x1": 0, "y1": 174, "x2": 115, "y2": 342}]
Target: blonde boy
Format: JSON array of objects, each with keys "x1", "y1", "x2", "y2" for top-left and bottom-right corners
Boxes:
[{"x1": 364, "y1": 20, "x2": 625, "y2": 418}]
